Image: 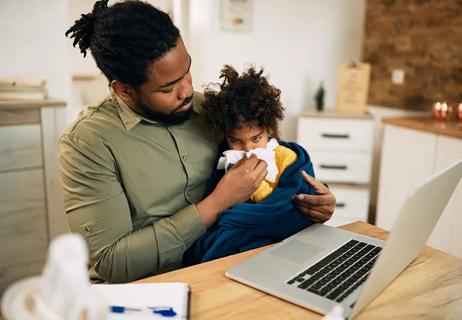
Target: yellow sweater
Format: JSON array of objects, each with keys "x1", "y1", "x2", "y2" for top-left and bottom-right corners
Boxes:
[{"x1": 249, "y1": 145, "x2": 298, "y2": 203}]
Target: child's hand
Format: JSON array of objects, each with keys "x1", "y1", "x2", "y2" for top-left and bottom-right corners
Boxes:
[{"x1": 292, "y1": 171, "x2": 336, "y2": 223}]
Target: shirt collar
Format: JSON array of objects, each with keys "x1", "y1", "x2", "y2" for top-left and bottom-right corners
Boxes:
[
  {"x1": 112, "y1": 91, "x2": 202, "y2": 131},
  {"x1": 112, "y1": 92, "x2": 143, "y2": 130}
]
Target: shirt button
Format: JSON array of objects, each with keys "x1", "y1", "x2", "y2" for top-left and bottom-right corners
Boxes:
[
  {"x1": 181, "y1": 155, "x2": 187, "y2": 161},
  {"x1": 186, "y1": 191, "x2": 192, "y2": 197}
]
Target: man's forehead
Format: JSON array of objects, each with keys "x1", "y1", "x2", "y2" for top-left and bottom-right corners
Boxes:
[{"x1": 147, "y1": 39, "x2": 190, "y2": 85}]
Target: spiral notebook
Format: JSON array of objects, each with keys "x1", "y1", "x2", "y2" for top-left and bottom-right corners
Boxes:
[{"x1": 92, "y1": 282, "x2": 190, "y2": 319}]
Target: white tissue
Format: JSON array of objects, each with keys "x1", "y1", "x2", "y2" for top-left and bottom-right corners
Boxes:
[
  {"x1": 322, "y1": 305, "x2": 345, "y2": 320},
  {"x1": 1, "y1": 233, "x2": 107, "y2": 320},
  {"x1": 217, "y1": 138, "x2": 279, "y2": 183},
  {"x1": 39, "y1": 233, "x2": 107, "y2": 320}
]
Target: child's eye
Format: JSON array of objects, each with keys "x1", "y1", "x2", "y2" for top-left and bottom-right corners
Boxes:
[{"x1": 252, "y1": 136, "x2": 262, "y2": 142}]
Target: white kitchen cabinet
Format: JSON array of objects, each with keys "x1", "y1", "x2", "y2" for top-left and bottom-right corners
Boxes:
[
  {"x1": 376, "y1": 126, "x2": 437, "y2": 230},
  {"x1": 297, "y1": 111, "x2": 374, "y2": 227},
  {"x1": 429, "y1": 136, "x2": 462, "y2": 257},
  {"x1": 376, "y1": 120, "x2": 462, "y2": 257}
]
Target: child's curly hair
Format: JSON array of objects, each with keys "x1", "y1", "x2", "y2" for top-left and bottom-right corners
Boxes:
[{"x1": 202, "y1": 65, "x2": 284, "y2": 141}]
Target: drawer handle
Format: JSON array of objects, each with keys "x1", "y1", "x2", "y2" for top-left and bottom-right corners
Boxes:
[
  {"x1": 319, "y1": 164, "x2": 348, "y2": 170},
  {"x1": 321, "y1": 133, "x2": 350, "y2": 139},
  {"x1": 335, "y1": 202, "x2": 346, "y2": 208}
]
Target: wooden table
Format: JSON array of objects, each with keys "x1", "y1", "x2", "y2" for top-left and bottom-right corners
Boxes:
[{"x1": 137, "y1": 222, "x2": 462, "y2": 319}]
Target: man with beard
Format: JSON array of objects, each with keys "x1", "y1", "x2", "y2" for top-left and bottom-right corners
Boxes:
[{"x1": 61, "y1": 0, "x2": 336, "y2": 283}]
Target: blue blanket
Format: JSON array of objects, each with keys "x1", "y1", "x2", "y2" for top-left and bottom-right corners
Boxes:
[{"x1": 183, "y1": 141, "x2": 316, "y2": 266}]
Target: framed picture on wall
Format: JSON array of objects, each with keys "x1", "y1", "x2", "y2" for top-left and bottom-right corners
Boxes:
[{"x1": 220, "y1": 0, "x2": 253, "y2": 32}]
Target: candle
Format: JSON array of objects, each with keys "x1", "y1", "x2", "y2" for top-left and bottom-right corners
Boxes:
[
  {"x1": 440, "y1": 102, "x2": 449, "y2": 121},
  {"x1": 433, "y1": 102, "x2": 442, "y2": 120},
  {"x1": 456, "y1": 103, "x2": 462, "y2": 122}
]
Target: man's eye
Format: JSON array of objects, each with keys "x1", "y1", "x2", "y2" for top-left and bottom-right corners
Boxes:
[{"x1": 159, "y1": 88, "x2": 174, "y2": 93}]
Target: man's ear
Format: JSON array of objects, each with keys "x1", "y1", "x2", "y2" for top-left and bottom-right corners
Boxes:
[{"x1": 111, "y1": 80, "x2": 136, "y2": 104}]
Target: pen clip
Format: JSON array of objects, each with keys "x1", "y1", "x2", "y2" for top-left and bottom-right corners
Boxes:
[{"x1": 148, "y1": 306, "x2": 177, "y2": 317}]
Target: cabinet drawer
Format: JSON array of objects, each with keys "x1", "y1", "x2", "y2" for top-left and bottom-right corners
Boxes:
[
  {"x1": 297, "y1": 118, "x2": 373, "y2": 151},
  {"x1": 310, "y1": 151, "x2": 372, "y2": 183},
  {"x1": 0, "y1": 124, "x2": 42, "y2": 172},
  {"x1": 324, "y1": 187, "x2": 369, "y2": 227},
  {"x1": 0, "y1": 170, "x2": 48, "y2": 268}
]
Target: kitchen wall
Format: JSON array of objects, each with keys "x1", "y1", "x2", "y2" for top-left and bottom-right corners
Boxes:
[
  {"x1": 185, "y1": 0, "x2": 366, "y2": 141},
  {"x1": 0, "y1": 0, "x2": 71, "y2": 104},
  {"x1": 364, "y1": 0, "x2": 462, "y2": 110}
]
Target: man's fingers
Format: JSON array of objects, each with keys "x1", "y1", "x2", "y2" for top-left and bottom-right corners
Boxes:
[
  {"x1": 295, "y1": 173, "x2": 336, "y2": 223},
  {"x1": 230, "y1": 155, "x2": 267, "y2": 185},
  {"x1": 232, "y1": 156, "x2": 247, "y2": 168},
  {"x1": 254, "y1": 158, "x2": 268, "y2": 172},
  {"x1": 293, "y1": 199, "x2": 333, "y2": 215},
  {"x1": 240, "y1": 155, "x2": 268, "y2": 173},
  {"x1": 231, "y1": 154, "x2": 259, "y2": 170},
  {"x1": 301, "y1": 171, "x2": 329, "y2": 194},
  {"x1": 293, "y1": 193, "x2": 335, "y2": 206},
  {"x1": 296, "y1": 205, "x2": 329, "y2": 223},
  {"x1": 242, "y1": 154, "x2": 261, "y2": 168},
  {"x1": 255, "y1": 165, "x2": 268, "y2": 183}
]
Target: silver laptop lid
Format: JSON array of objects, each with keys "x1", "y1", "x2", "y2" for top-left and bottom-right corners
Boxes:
[{"x1": 349, "y1": 159, "x2": 462, "y2": 318}]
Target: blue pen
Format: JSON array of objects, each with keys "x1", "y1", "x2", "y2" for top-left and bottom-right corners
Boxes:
[
  {"x1": 110, "y1": 305, "x2": 142, "y2": 313},
  {"x1": 109, "y1": 305, "x2": 177, "y2": 317}
]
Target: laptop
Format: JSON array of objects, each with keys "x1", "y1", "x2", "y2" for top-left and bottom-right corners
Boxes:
[{"x1": 225, "y1": 160, "x2": 462, "y2": 319}]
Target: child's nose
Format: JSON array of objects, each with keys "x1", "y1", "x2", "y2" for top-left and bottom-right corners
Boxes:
[{"x1": 243, "y1": 142, "x2": 256, "y2": 152}]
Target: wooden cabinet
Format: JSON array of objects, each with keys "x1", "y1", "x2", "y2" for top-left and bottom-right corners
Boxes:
[
  {"x1": 0, "y1": 100, "x2": 68, "y2": 295},
  {"x1": 297, "y1": 111, "x2": 374, "y2": 227},
  {"x1": 376, "y1": 119, "x2": 462, "y2": 257}
]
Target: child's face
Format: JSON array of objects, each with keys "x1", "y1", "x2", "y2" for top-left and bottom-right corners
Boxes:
[{"x1": 226, "y1": 126, "x2": 270, "y2": 152}]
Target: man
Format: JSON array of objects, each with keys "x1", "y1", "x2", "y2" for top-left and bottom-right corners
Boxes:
[{"x1": 61, "y1": 0, "x2": 336, "y2": 283}]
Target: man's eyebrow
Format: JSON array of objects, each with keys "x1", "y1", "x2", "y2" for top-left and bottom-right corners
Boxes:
[{"x1": 157, "y1": 55, "x2": 192, "y2": 89}]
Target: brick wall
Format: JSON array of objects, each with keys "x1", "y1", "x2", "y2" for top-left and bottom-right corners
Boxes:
[{"x1": 363, "y1": 0, "x2": 462, "y2": 110}]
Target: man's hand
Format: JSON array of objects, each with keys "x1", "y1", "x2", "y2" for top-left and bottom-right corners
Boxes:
[
  {"x1": 197, "y1": 155, "x2": 267, "y2": 227},
  {"x1": 292, "y1": 170, "x2": 336, "y2": 223}
]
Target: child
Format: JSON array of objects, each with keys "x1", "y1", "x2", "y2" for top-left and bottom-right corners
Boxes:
[
  {"x1": 202, "y1": 65, "x2": 299, "y2": 202},
  {"x1": 183, "y1": 65, "x2": 316, "y2": 265}
]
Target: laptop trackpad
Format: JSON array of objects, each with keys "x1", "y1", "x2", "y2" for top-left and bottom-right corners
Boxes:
[{"x1": 270, "y1": 239, "x2": 325, "y2": 264}]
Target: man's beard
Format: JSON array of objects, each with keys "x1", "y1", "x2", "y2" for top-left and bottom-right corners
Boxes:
[{"x1": 139, "y1": 95, "x2": 194, "y2": 125}]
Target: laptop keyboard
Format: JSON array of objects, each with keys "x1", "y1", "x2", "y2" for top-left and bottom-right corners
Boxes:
[{"x1": 287, "y1": 240, "x2": 382, "y2": 303}]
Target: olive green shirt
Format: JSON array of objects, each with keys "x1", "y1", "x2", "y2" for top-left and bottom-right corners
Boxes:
[{"x1": 59, "y1": 92, "x2": 218, "y2": 283}]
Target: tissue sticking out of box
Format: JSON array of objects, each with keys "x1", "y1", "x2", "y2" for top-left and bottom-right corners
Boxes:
[
  {"x1": 1, "y1": 233, "x2": 107, "y2": 320},
  {"x1": 322, "y1": 305, "x2": 345, "y2": 320}
]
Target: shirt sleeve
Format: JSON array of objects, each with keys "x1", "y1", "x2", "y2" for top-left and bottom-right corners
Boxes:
[{"x1": 59, "y1": 134, "x2": 206, "y2": 283}]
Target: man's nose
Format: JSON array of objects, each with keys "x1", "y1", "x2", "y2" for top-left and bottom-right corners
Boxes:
[{"x1": 177, "y1": 75, "x2": 193, "y2": 101}]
